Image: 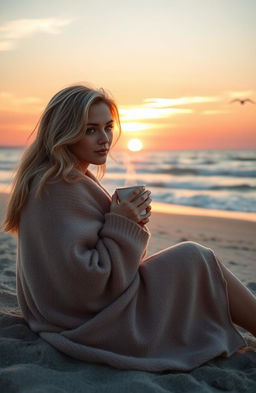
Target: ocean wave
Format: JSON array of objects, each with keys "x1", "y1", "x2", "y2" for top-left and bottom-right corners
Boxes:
[
  {"x1": 132, "y1": 167, "x2": 256, "y2": 177},
  {"x1": 147, "y1": 182, "x2": 256, "y2": 191},
  {"x1": 0, "y1": 166, "x2": 17, "y2": 171},
  {"x1": 124, "y1": 167, "x2": 200, "y2": 175},
  {"x1": 228, "y1": 155, "x2": 256, "y2": 162},
  {"x1": 152, "y1": 193, "x2": 256, "y2": 212},
  {"x1": 147, "y1": 182, "x2": 167, "y2": 188},
  {"x1": 105, "y1": 167, "x2": 127, "y2": 173},
  {"x1": 1, "y1": 147, "x2": 256, "y2": 213},
  {"x1": 163, "y1": 168, "x2": 199, "y2": 175},
  {"x1": 0, "y1": 160, "x2": 18, "y2": 168},
  {"x1": 198, "y1": 169, "x2": 256, "y2": 178},
  {"x1": 210, "y1": 184, "x2": 255, "y2": 191}
]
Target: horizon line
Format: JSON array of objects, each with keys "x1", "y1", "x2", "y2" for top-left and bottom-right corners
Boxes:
[{"x1": 0, "y1": 145, "x2": 255, "y2": 152}]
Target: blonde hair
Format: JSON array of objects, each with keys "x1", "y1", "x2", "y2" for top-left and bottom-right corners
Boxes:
[{"x1": 2, "y1": 83, "x2": 122, "y2": 234}]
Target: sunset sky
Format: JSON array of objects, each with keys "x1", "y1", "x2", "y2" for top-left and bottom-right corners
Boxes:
[{"x1": 0, "y1": 0, "x2": 255, "y2": 150}]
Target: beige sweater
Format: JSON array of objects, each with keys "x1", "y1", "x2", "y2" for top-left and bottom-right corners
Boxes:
[{"x1": 17, "y1": 170, "x2": 245, "y2": 371}]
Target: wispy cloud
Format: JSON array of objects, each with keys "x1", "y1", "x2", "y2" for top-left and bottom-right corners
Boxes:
[
  {"x1": 201, "y1": 110, "x2": 231, "y2": 115},
  {"x1": 119, "y1": 100, "x2": 193, "y2": 133},
  {"x1": 0, "y1": 91, "x2": 43, "y2": 112},
  {"x1": 119, "y1": 105, "x2": 192, "y2": 122},
  {"x1": 228, "y1": 90, "x2": 254, "y2": 99},
  {"x1": 0, "y1": 17, "x2": 73, "y2": 51},
  {"x1": 0, "y1": 41, "x2": 15, "y2": 51},
  {"x1": 143, "y1": 96, "x2": 221, "y2": 108},
  {"x1": 121, "y1": 122, "x2": 169, "y2": 132}
]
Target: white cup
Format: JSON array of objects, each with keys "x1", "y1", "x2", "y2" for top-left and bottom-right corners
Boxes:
[{"x1": 116, "y1": 185, "x2": 147, "y2": 216}]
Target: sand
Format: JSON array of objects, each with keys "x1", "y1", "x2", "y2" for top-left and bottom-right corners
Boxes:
[{"x1": 0, "y1": 193, "x2": 256, "y2": 392}]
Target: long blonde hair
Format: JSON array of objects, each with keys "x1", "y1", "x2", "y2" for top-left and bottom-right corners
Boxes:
[{"x1": 2, "y1": 83, "x2": 122, "y2": 234}]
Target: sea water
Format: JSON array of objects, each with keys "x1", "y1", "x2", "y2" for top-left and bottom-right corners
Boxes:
[{"x1": 0, "y1": 146, "x2": 256, "y2": 213}]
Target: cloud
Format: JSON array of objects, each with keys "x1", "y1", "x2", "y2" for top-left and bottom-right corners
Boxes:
[
  {"x1": 0, "y1": 17, "x2": 73, "y2": 51},
  {"x1": 201, "y1": 110, "x2": 231, "y2": 115},
  {"x1": 118, "y1": 99, "x2": 193, "y2": 134},
  {"x1": 121, "y1": 122, "x2": 169, "y2": 132},
  {"x1": 143, "y1": 96, "x2": 221, "y2": 108},
  {"x1": 121, "y1": 122, "x2": 155, "y2": 132},
  {"x1": 0, "y1": 91, "x2": 43, "y2": 112},
  {"x1": 119, "y1": 105, "x2": 192, "y2": 122},
  {"x1": 228, "y1": 90, "x2": 254, "y2": 98},
  {"x1": 0, "y1": 41, "x2": 15, "y2": 51}
]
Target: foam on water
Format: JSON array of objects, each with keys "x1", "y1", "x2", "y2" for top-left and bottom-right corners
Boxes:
[{"x1": 1, "y1": 147, "x2": 256, "y2": 213}]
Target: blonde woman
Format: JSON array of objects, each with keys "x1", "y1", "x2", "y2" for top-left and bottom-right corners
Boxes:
[{"x1": 3, "y1": 84, "x2": 256, "y2": 372}]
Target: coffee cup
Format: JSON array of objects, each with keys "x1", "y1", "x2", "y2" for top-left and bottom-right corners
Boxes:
[{"x1": 116, "y1": 186, "x2": 147, "y2": 216}]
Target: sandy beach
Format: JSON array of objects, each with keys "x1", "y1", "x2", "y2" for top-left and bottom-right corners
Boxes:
[{"x1": 0, "y1": 193, "x2": 255, "y2": 392}]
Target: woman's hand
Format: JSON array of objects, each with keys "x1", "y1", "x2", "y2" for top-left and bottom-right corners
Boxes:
[
  {"x1": 110, "y1": 187, "x2": 152, "y2": 225},
  {"x1": 139, "y1": 205, "x2": 152, "y2": 227}
]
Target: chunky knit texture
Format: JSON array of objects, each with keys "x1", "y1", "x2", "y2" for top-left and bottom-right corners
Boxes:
[{"x1": 16, "y1": 170, "x2": 246, "y2": 371}]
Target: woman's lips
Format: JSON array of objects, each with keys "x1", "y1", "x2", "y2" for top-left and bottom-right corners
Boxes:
[{"x1": 95, "y1": 149, "x2": 108, "y2": 156}]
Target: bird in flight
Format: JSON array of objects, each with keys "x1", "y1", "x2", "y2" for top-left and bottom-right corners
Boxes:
[{"x1": 229, "y1": 98, "x2": 255, "y2": 105}]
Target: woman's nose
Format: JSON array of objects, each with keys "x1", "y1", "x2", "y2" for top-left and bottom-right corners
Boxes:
[{"x1": 98, "y1": 130, "x2": 110, "y2": 144}]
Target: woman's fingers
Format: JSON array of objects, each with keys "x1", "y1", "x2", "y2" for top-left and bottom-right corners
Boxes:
[
  {"x1": 127, "y1": 187, "x2": 145, "y2": 202},
  {"x1": 139, "y1": 214, "x2": 151, "y2": 226},
  {"x1": 111, "y1": 187, "x2": 152, "y2": 225},
  {"x1": 135, "y1": 191, "x2": 152, "y2": 219},
  {"x1": 128, "y1": 204, "x2": 151, "y2": 223},
  {"x1": 139, "y1": 208, "x2": 151, "y2": 222},
  {"x1": 137, "y1": 195, "x2": 152, "y2": 211},
  {"x1": 136, "y1": 191, "x2": 151, "y2": 205}
]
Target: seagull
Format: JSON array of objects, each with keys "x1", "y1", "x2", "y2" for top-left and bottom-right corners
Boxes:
[{"x1": 229, "y1": 98, "x2": 255, "y2": 105}]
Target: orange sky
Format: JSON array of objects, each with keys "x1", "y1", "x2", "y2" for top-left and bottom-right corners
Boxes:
[{"x1": 0, "y1": 1, "x2": 255, "y2": 150}]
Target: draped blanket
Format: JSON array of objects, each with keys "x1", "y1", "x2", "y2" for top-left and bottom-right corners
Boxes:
[{"x1": 17, "y1": 170, "x2": 245, "y2": 371}]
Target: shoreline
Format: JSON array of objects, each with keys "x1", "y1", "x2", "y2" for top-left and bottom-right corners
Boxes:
[{"x1": 152, "y1": 201, "x2": 256, "y2": 222}]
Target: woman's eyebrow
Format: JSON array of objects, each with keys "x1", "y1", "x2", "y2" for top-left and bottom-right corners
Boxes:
[{"x1": 87, "y1": 119, "x2": 114, "y2": 126}]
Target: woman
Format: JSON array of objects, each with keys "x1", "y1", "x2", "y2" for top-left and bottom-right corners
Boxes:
[{"x1": 3, "y1": 84, "x2": 256, "y2": 372}]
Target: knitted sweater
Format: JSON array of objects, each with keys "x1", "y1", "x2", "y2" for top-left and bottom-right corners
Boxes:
[{"x1": 16, "y1": 170, "x2": 245, "y2": 371}]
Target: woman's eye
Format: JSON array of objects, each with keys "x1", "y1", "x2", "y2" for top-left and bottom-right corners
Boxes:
[
  {"x1": 86, "y1": 128, "x2": 95, "y2": 135},
  {"x1": 86, "y1": 125, "x2": 113, "y2": 135}
]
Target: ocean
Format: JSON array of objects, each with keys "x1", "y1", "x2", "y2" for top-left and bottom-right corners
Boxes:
[{"x1": 0, "y1": 146, "x2": 256, "y2": 213}]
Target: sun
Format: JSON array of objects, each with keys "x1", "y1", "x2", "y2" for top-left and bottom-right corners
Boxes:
[{"x1": 128, "y1": 138, "x2": 143, "y2": 152}]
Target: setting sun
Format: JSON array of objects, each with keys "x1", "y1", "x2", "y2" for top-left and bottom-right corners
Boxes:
[{"x1": 128, "y1": 138, "x2": 143, "y2": 152}]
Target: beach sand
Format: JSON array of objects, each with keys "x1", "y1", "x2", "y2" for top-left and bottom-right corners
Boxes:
[{"x1": 0, "y1": 193, "x2": 255, "y2": 392}]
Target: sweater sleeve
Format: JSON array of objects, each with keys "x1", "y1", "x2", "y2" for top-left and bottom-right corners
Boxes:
[{"x1": 20, "y1": 177, "x2": 150, "y2": 317}]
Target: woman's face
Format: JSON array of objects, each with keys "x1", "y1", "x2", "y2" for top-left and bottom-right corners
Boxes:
[{"x1": 69, "y1": 101, "x2": 114, "y2": 171}]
